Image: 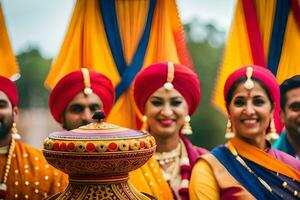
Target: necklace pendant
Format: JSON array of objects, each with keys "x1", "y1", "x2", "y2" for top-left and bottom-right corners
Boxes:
[
  {"x1": 0, "y1": 183, "x2": 6, "y2": 191},
  {"x1": 159, "y1": 160, "x2": 165, "y2": 165},
  {"x1": 0, "y1": 183, "x2": 7, "y2": 198}
]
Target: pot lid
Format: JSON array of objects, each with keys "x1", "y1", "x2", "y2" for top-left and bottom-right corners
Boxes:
[{"x1": 44, "y1": 111, "x2": 155, "y2": 153}]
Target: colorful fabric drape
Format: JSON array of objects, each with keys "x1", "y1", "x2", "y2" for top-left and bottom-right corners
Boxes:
[
  {"x1": 45, "y1": 0, "x2": 192, "y2": 129},
  {"x1": 0, "y1": 3, "x2": 19, "y2": 80},
  {"x1": 213, "y1": 0, "x2": 300, "y2": 116}
]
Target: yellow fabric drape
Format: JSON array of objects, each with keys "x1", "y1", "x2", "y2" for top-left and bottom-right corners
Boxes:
[
  {"x1": 0, "y1": 3, "x2": 19, "y2": 79},
  {"x1": 212, "y1": 0, "x2": 253, "y2": 114},
  {"x1": 254, "y1": 0, "x2": 276, "y2": 58},
  {"x1": 277, "y1": 11, "x2": 300, "y2": 83},
  {"x1": 45, "y1": 0, "x2": 120, "y2": 88},
  {"x1": 45, "y1": 0, "x2": 191, "y2": 129},
  {"x1": 107, "y1": 0, "x2": 149, "y2": 128},
  {"x1": 143, "y1": 0, "x2": 182, "y2": 68},
  {"x1": 115, "y1": 0, "x2": 149, "y2": 64}
]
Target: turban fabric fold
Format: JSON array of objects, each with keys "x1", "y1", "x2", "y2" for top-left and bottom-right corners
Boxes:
[
  {"x1": 0, "y1": 75, "x2": 18, "y2": 107},
  {"x1": 49, "y1": 70, "x2": 115, "y2": 123},
  {"x1": 134, "y1": 62, "x2": 201, "y2": 115},
  {"x1": 224, "y1": 65, "x2": 281, "y2": 133}
]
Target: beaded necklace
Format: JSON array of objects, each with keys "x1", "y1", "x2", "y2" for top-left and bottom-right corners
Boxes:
[
  {"x1": 0, "y1": 139, "x2": 15, "y2": 198},
  {"x1": 155, "y1": 142, "x2": 181, "y2": 181},
  {"x1": 155, "y1": 140, "x2": 191, "y2": 200}
]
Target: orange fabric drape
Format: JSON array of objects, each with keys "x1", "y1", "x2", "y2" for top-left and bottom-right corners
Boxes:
[
  {"x1": 45, "y1": 0, "x2": 192, "y2": 129},
  {"x1": 212, "y1": 0, "x2": 253, "y2": 114},
  {"x1": 0, "y1": 3, "x2": 19, "y2": 79}
]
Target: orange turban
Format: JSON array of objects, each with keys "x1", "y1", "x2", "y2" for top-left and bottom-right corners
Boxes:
[{"x1": 49, "y1": 69, "x2": 115, "y2": 123}]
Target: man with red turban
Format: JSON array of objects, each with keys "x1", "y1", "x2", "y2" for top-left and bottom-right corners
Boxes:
[
  {"x1": 129, "y1": 62, "x2": 207, "y2": 199},
  {"x1": 49, "y1": 68, "x2": 115, "y2": 130},
  {"x1": 0, "y1": 75, "x2": 67, "y2": 199}
]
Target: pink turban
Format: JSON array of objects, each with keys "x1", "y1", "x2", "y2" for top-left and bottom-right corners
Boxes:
[
  {"x1": 224, "y1": 65, "x2": 281, "y2": 133},
  {"x1": 0, "y1": 75, "x2": 18, "y2": 107},
  {"x1": 134, "y1": 62, "x2": 201, "y2": 115},
  {"x1": 49, "y1": 69, "x2": 115, "y2": 123}
]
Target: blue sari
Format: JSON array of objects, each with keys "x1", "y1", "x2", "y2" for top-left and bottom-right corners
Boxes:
[{"x1": 212, "y1": 146, "x2": 300, "y2": 200}]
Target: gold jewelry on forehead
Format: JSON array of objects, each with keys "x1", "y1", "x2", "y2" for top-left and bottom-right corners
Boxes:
[
  {"x1": 244, "y1": 67, "x2": 254, "y2": 90},
  {"x1": 163, "y1": 62, "x2": 174, "y2": 90},
  {"x1": 81, "y1": 68, "x2": 93, "y2": 95}
]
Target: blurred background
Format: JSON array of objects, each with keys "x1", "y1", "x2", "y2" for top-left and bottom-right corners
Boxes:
[{"x1": 1, "y1": 0, "x2": 235, "y2": 149}]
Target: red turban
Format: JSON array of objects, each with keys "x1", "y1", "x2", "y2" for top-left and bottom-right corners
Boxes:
[
  {"x1": 224, "y1": 65, "x2": 281, "y2": 133},
  {"x1": 49, "y1": 69, "x2": 115, "y2": 123},
  {"x1": 0, "y1": 75, "x2": 18, "y2": 107},
  {"x1": 134, "y1": 62, "x2": 201, "y2": 115}
]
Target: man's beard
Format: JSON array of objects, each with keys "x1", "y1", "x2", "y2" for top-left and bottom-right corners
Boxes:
[{"x1": 0, "y1": 118, "x2": 13, "y2": 139}]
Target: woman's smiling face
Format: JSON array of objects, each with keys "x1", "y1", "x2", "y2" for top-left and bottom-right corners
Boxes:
[
  {"x1": 144, "y1": 87, "x2": 188, "y2": 138},
  {"x1": 228, "y1": 81, "x2": 274, "y2": 140}
]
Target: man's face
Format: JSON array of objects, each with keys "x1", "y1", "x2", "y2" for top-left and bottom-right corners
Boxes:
[
  {"x1": 62, "y1": 92, "x2": 103, "y2": 130},
  {"x1": 281, "y1": 87, "x2": 300, "y2": 140},
  {"x1": 0, "y1": 91, "x2": 15, "y2": 139}
]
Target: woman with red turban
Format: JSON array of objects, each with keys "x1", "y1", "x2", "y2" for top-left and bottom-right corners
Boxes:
[
  {"x1": 189, "y1": 66, "x2": 300, "y2": 199},
  {"x1": 130, "y1": 62, "x2": 207, "y2": 200}
]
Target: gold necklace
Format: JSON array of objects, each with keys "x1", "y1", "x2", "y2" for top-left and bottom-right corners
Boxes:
[
  {"x1": 0, "y1": 139, "x2": 15, "y2": 195},
  {"x1": 155, "y1": 142, "x2": 181, "y2": 165}
]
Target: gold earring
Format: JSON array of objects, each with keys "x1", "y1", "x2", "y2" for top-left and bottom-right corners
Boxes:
[
  {"x1": 266, "y1": 118, "x2": 278, "y2": 143},
  {"x1": 11, "y1": 122, "x2": 21, "y2": 140},
  {"x1": 182, "y1": 115, "x2": 192, "y2": 135},
  {"x1": 225, "y1": 120, "x2": 234, "y2": 139},
  {"x1": 141, "y1": 116, "x2": 148, "y2": 131}
]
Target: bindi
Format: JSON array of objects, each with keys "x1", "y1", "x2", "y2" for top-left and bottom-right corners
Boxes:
[{"x1": 247, "y1": 91, "x2": 252, "y2": 97}]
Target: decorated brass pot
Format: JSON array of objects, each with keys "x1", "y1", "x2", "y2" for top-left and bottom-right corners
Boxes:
[{"x1": 43, "y1": 111, "x2": 156, "y2": 199}]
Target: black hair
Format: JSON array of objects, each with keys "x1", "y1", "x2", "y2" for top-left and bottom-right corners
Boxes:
[
  {"x1": 280, "y1": 75, "x2": 300, "y2": 109},
  {"x1": 225, "y1": 76, "x2": 274, "y2": 109}
]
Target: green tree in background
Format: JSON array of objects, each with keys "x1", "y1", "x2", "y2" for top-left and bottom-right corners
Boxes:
[
  {"x1": 185, "y1": 19, "x2": 226, "y2": 149},
  {"x1": 16, "y1": 47, "x2": 51, "y2": 108}
]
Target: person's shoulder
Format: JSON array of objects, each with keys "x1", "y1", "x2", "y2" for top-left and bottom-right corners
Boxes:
[
  {"x1": 14, "y1": 141, "x2": 68, "y2": 194},
  {"x1": 194, "y1": 145, "x2": 209, "y2": 154},
  {"x1": 16, "y1": 141, "x2": 43, "y2": 153},
  {"x1": 15, "y1": 141, "x2": 48, "y2": 162},
  {"x1": 272, "y1": 131, "x2": 297, "y2": 157},
  {"x1": 181, "y1": 135, "x2": 209, "y2": 154},
  {"x1": 270, "y1": 148, "x2": 300, "y2": 170},
  {"x1": 272, "y1": 131, "x2": 286, "y2": 148}
]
